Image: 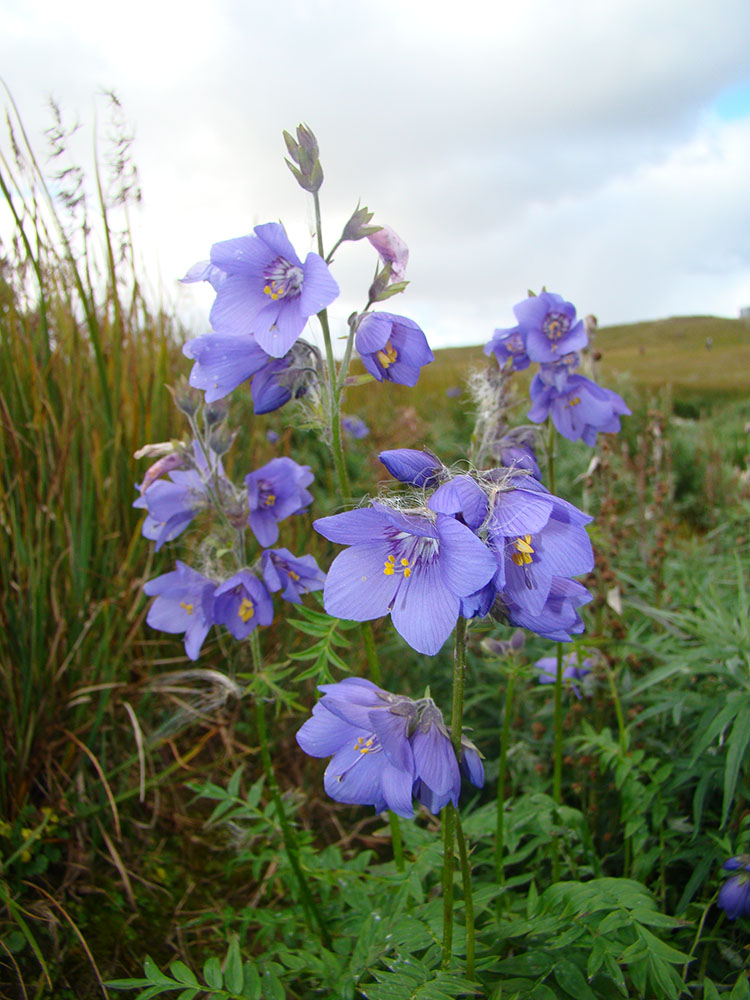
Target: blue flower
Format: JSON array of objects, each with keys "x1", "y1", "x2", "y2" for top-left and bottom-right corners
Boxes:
[
  {"x1": 484, "y1": 325, "x2": 531, "y2": 371},
  {"x1": 133, "y1": 442, "x2": 224, "y2": 550},
  {"x1": 246, "y1": 457, "x2": 315, "y2": 547},
  {"x1": 503, "y1": 577, "x2": 592, "y2": 642},
  {"x1": 296, "y1": 678, "x2": 483, "y2": 816},
  {"x1": 183, "y1": 333, "x2": 274, "y2": 403},
  {"x1": 314, "y1": 503, "x2": 497, "y2": 655},
  {"x1": 719, "y1": 857, "x2": 750, "y2": 920},
  {"x1": 528, "y1": 368, "x2": 630, "y2": 446},
  {"x1": 341, "y1": 415, "x2": 370, "y2": 439},
  {"x1": 213, "y1": 571, "x2": 274, "y2": 639},
  {"x1": 534, "y1": 650, "x2": 594, "y2": 698},
  {"x1": 355, "y1": 312, "x2": 434, "y2": 386},
  {"x1": 187, "y1": 222, "x2": 339, "y2": 358},
  {"x1": 143, "y1": 561, "x2": 217, "y2": 660},
  {"x1": 493, "y1": 428, "x2": 542, "y2": 481},
  {"x1": 514, "y1": 292, "x2": 588, "y2": 364},
  {"x1": 379, "y1": 448, "x2": 444, "y2": 488},
  {"x1": 261, "y1": 547, "x2": 326, "y2": 604}
]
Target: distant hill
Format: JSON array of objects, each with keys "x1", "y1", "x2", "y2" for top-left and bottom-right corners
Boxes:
[{"x1": 431, "y1": 316, "x2": 750, "y2": 397}]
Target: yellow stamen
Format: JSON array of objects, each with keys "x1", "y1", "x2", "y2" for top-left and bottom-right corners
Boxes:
[
  {"x1": 567, "y1": 395, "x2": 581, "y2": 407},
  {"x1": 289, "y1": 570, "x2": 300, "y2": 581},
  {"x1": 376, "y1": 341, "x2": 398, "y2": 368},
  {"x1": 180, "y1": 601, "x2": 194, "y2": 615},
  {"x1": 264, "y1": 493, "x2": 276, "y2": 506},
  {"x1": 511, "y1": 535, "x2": 535, "y2": 567},
  {"x1": 238, "y1": 597, "x2": 255, "y2": 623}
]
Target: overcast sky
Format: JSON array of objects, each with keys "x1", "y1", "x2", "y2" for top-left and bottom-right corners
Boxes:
[{"x1": 1, "y1": 0, "x2": 749, "y2": 350}]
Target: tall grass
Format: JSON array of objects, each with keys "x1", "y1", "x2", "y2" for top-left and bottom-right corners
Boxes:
[{"x1": 0, "y1": 94, "x2": 182, "y2": 827}]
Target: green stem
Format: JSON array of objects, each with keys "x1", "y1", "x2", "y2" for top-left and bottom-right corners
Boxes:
[
  {"x1": 441, "y1": 801, "x2": 456, "y2": 969},
  {"x1": 389, "y1": 811, "x2": 404, "y2": 872},
  {"x1": 361, "y1": 621, "x2": 382, "y2": 685},
  {"x1": 455, "y1": 811, "x2": 475, "y2": 980},
  {"x1": 604, "y1": 660, "x2": 631, "y2": 877},
  {"x1": 546, "y1": 417, "x2": 556, "y2": 496},
  {"x1": 250, "y1": 632, "x2": 330, "y2": 947},
  {"x1": 442, "y1": 618, "x2": 470, "y2": 969},
  {"x1": 552, "y1": 641, "x2": 564, "y2": 881},
  {"x1": 495, "y1": 667, "x2": 516, "y2": 884}
]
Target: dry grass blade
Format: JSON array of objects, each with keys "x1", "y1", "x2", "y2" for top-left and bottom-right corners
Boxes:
[
  {"x1": 62, "y1": 729, "x2": 121, "y2": 840},
  {"x1": 122, "y1": 699, "x2": 146, "y2": 803}
]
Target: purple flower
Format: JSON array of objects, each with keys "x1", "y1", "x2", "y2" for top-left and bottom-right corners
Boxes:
[
  {"x1": 484, "y1": 325, "x2": 531, "y2": 371},
  {"x1": 428, "y1": 474, "x2": 489, "y2": 531},
  {"x1": 183, "y1": 333, "x2": 273, "y2": 403},
  {"x1": 367, "y1": 226, "x2": 409, "y2": 282},
  {"x1": 143, "y1": 561, "x2": 217, "y2": 660},
  {"x1": 445, "y1": 385, "x2": 462, "y2": 399},
  {"x1": 246, "y1": 457, "x2": 314, "y2": 547},
  {"x1": 514, "y1": 292, "x2": 588, "y2": 364},
  {"x1": 534, "y1": 650, "x2": 594, "y2": 698},
  {"x1": 485, "y1": 482, "x2": 594, "y2": 626},
  {"x1": 314, "y1": 503, "x2": 497, "y2": 655},
  {"x1": 137, "y1": 450, "x2": 185, "y2": 494},
  {"x1": 504, "y1": 577, "x2": 592, "y2": 642},
  {"x1": 266, "y1": 430, "x2": 280, "y2": 444},
  {"x1": 379, "y1": 449, "x2": 444, "y2": 488},
  {"x1": 261, "y1": 547, "x2": 326, "y2": 604},
  {"x1": 492, "y1": 427, "x2": 542, "y2": 481},
  {"x1": 296, "y1": 678, "x2": 483, "y2": 817},
  {"x1": 187, "y1": 223, "x2": 339, "y2": 358},
  {"x1": 133, "y1": 442, "x2": 224, "y2": 551},
  {"x1": 213, "y1": 571, "x2": 274, "y2": 639},
  {"x1": 719, "y1": 857, "x2": 750, "y2": 920},
  {"x1": 341, "y1": 415, "x2": 370, "y2": 439},
  {"x1": 355, "y1": 312, "x2": 434, "y2": 386},
  {"x1": 528, "y1": 370, "x2": 631, "y2": 446}
]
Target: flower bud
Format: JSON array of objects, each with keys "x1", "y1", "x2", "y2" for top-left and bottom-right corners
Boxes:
[
  {"x1": 283, "y1": 123, "x2": 324, "y2": 193},
  {"x1": 341, "y1": 204, "x2": 379, "y2": 242},
  {"x1": 168, "y1": 376, "x2": 201, "y2": 417}
]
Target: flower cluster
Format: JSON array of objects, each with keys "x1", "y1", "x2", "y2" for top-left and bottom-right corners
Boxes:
[
  {"x1": 296, "y1": 678, "x2": 483, "y2": 817},
  {"x1": 137, "y1": 443, "x2": 325, "y2": 659},
  {"x1": 314, "y1": 451, "x2": 593, "y2": 654},
  {"x1": 485, "y1": 291, "x2": 630, "y2": 446}
]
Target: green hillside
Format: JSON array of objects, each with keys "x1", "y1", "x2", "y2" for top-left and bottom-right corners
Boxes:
[{"x1": 430, "y1": 315, "x2": 750, "y2": 398}]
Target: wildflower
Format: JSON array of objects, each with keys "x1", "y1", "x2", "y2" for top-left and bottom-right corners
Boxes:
[
  {"x1": 718, "y1": 857, "x2": 750, "y2": 920},
  {"x1": 251, "y1": 339, "x2": 319, "y2": 414},
  {"x1": 143, "y1": 561, "x2": 217, "y2": 660},
  {"x1": 314, "y1": 502, "x2": 497, "y2": 655},
  {"x1": 136, "y1": 449, "x2": 185, "y2": 494},
  {"x1": 367, "y1": 226, "x2": 409, "y2": 282},
  {"x1": 213, "y1": 571, "x2": 274, "y2": 639},
  {"x1": 486, "y1": 482, "x2": 594, "y2": 626},
  {"x1": 534, "y1": 651, "x2": 594, "y2": 698},
  {"x1": 183, "y1": 333, "x2": 273, "y2": 403},
  {"x1": 134, "y1": 442, "x2": 224, "y2": 551},
  {"x1": 514, "y1": 291, "x2": 588, "y2": 364},
  {"x1": 186, "y1": 222, "x2": 339, "y2": 358},
  {"x1": 246, "y1": 457, "x2": 315, "y2": 547},
  {"x1": 261, "y1": 548, "x2": 326, "y2": 604},
  {"x1": 528, "y1": 368, "x2": 630, "y2": 446},
  {"x1": 484, "y1": 325, "x2": 531, "y2": 371},
  {"x1": 378, "y1": 448, "x2": 444, "y2": 488},
  {"x1": 428, "y1": 474, "x2": 489, "y2": 531},
  {"x1": 493, "y1": 428, "x2": 542, "y2": 481},
  {"x1": 502, "y1": 577, "x2": 592, "y2": 641},
  {"x1": 341, "y1": 415, "x2": 370, "y2": 439},
  {"x1": 445, "y1": 385, "x2": 462, "y2": 398},
  {"x1": 355, "y1": 312, "x2": 434, "y2": 386},
  {"x1": 296, "y1": 678, "x2": 483, "y2": 816}
]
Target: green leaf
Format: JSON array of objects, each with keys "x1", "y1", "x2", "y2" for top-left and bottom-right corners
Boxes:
[
  {"x1": 723, "y1": 703, "x2": 750, "y2": 827},
  {"x1": 203, "y1": 957, "x2": 223, "y2": 990},
  {"x1": 730, "y1": 973, "x2": 750, "y2": 1000},
  {"x1": 225, "y1": 937, "x2": 244, "y2": 994},
  {"x1": 143, "y1": 957, "x2": 174, "y2": 986},
  {"x1": 261, "y1": 971, "x2": 285, "y2": 1000},
  {"x1": 243, "y1": 962, "x2": 262, "y2": 1000}
]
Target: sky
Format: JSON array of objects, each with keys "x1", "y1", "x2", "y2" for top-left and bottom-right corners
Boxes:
[{"x1": 1, "y1": 0, "x2": 749, "y2": 351}]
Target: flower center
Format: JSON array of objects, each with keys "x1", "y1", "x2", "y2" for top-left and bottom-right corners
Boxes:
[
  {"x1": 511, "y1": 534, "x2": 535, "y2": 566},
  {"x1": 543, "y1": 312, "x2": 570, "y2": 349},
  {"x1": 565, "y1": 395, "x2": 581, "y2": 408},
  {"x1": 376, "y1": 341, "x2": 398, "y2": 368},
  {"x1": 238, "y1": 596, "x2": 255, "y2": 622},
  {"x1": 263, "y1": 256, "x2": 304, "y2": 300},
  {"x1": 507, "y1": 333, "x2": 524, "y2": 353},
  {"x1": 383, "y1": 554, "x2": 412, "y2": 578},
  {"x1": 335, "y1": 733, "x2": 383, "y2": 782},
  {"x1": 180, "y1": 601, "x2": 194, "y2": 615},
  {"x1": 288, "y1": 569, "x2": 301, "y2": 581}
]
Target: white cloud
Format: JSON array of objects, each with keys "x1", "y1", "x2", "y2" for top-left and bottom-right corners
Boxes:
[{"x1": 1, "y1": 0, "x2": 749, "y2": 349}]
